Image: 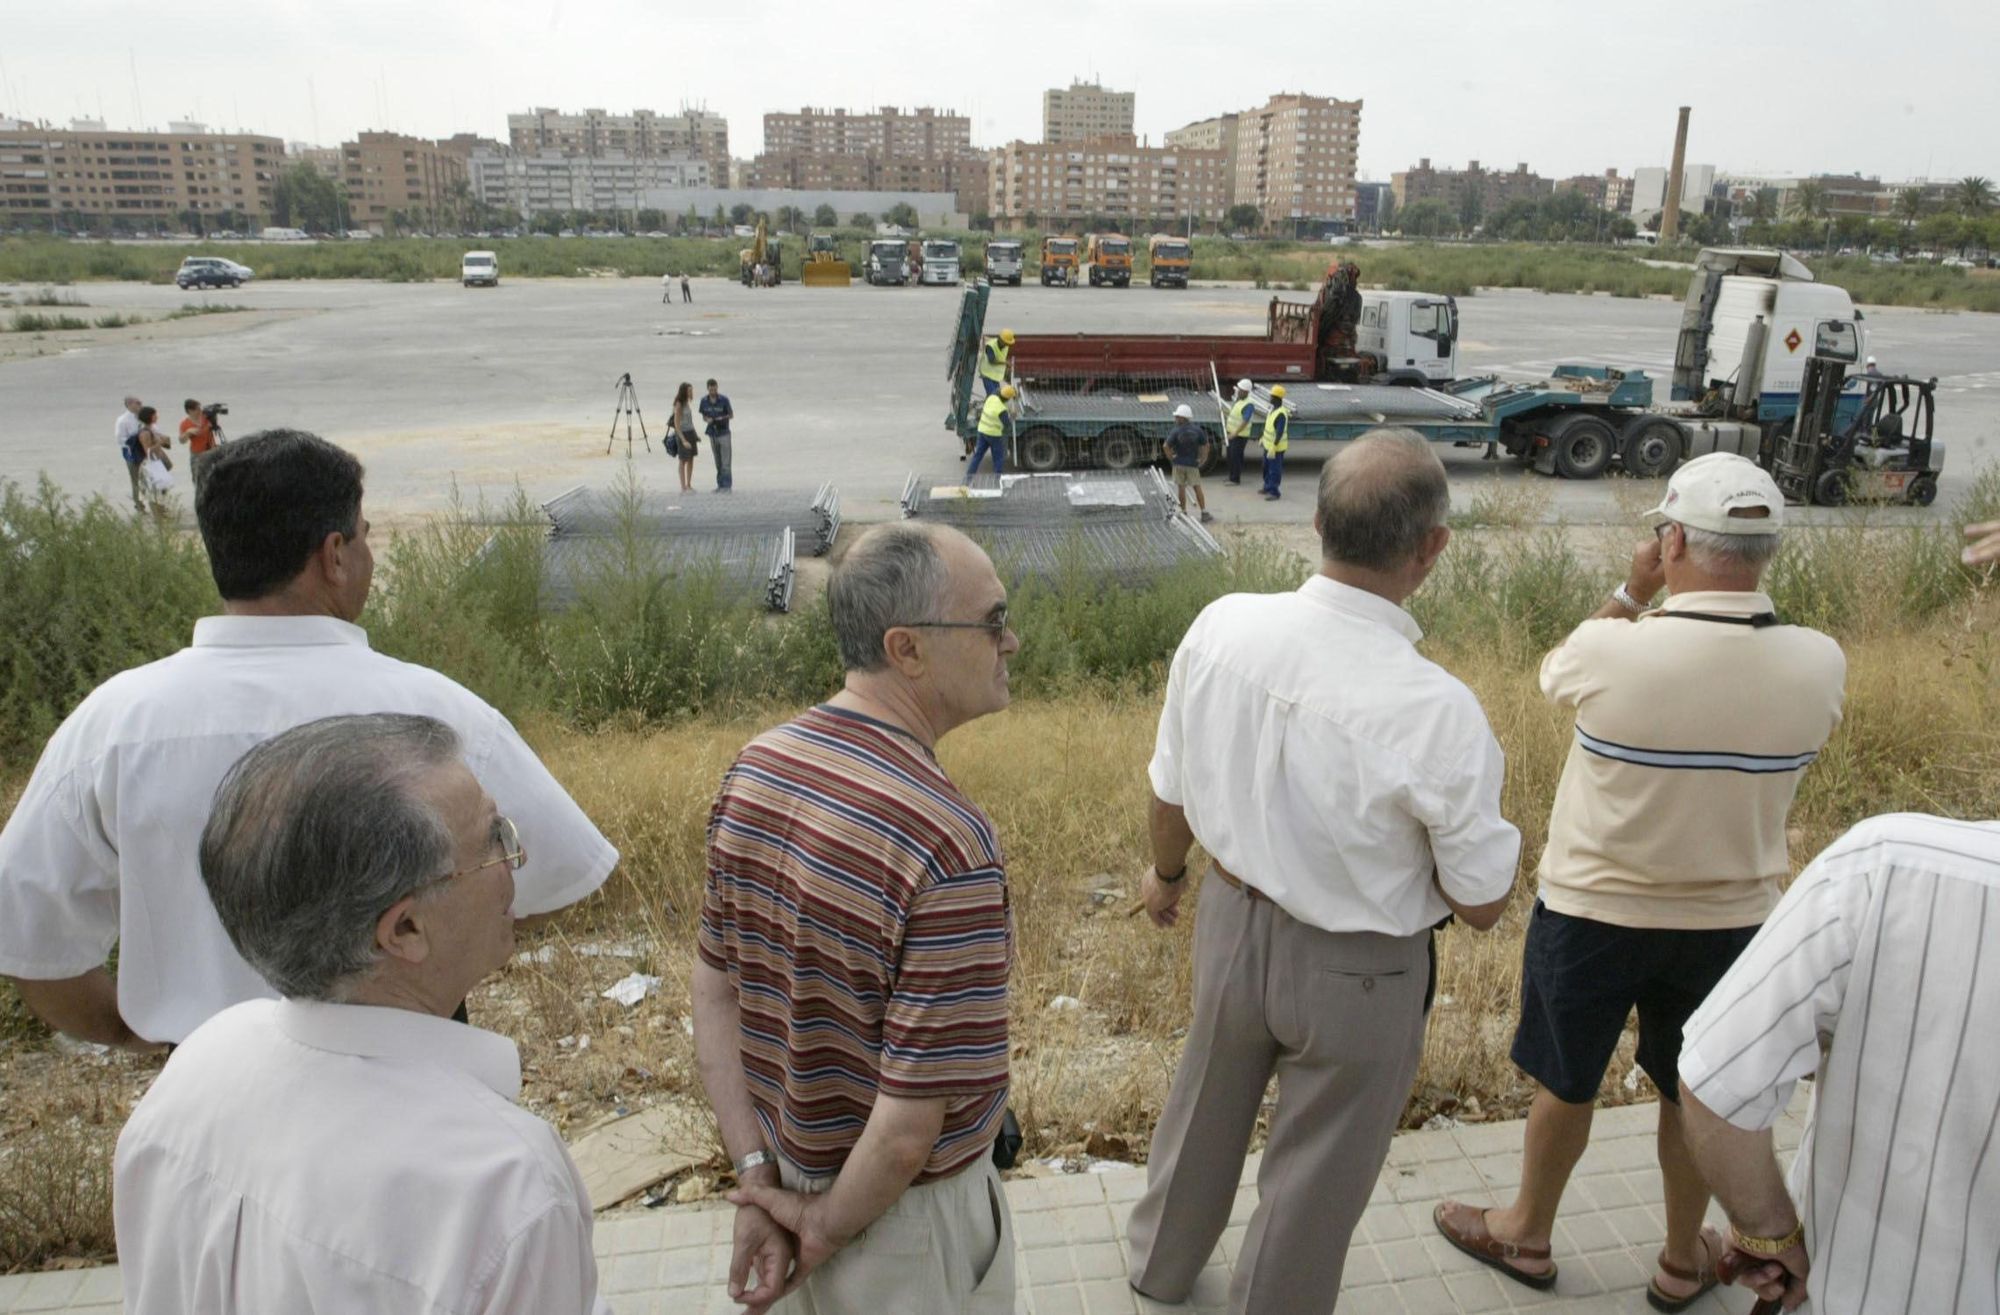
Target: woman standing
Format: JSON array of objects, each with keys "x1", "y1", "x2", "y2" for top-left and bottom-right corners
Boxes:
[
  {"x1": 671, "y1": 382, "x2": 699, "y2": 493},
  {"x1": 134, "y1": 404, "x2": 174, "y2": 517}
]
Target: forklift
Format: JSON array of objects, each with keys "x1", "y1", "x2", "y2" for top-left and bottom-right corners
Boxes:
[{"x1": 1770, "y1": 328, "x2": 1943, "y2": 507}]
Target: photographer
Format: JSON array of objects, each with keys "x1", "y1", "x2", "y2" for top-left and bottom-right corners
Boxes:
[{"x1": 179, "y1": 399, "x2": 218, "y2": 456}]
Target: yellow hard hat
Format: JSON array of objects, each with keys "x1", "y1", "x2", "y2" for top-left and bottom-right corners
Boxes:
[
  {"x1": 1000, "y1": 328, "x2": 1016, "y2": 344},
  {"x1": 1000, "y1": 384, "x2": 1017, "y2": 399},
  {"x1": 1270, "y1": 384, "x2": 1287, "y2": 399}
]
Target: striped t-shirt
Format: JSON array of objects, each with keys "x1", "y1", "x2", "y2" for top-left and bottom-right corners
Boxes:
[
  {"x1": 699, "y1": 705, "x2": 1011, "y2": 1184},
  {"x1": 1680, "y1": 813, "x2": 2000, "y2": 1314}
]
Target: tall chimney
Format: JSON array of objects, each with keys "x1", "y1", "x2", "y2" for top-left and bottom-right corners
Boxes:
[{"x1": 1661, "y1": 106, "x2": 1691, "y2": 242}]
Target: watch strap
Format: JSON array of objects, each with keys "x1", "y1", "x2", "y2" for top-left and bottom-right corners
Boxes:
[{"x1": 734, "y1": 1150, "x2": 776, "y2": 1175}]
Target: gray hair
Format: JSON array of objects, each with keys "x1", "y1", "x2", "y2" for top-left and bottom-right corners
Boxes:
[
  {"x1": 828, "y1": 523, "x2": 953, "y2": 672},
  {"x1": 1317, "y1": 429, "x2": 1451, "y2": 570},
  {"x1": 199, "y1": 714, "x2": 463, "y2": 1001},
  {"x1": 1680, "y1": 523, "x2": 1781, "y2": 572}
]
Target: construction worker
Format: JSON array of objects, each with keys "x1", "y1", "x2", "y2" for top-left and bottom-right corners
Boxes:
[
  {"x1": 1259, "y1": 385, "x2": 1291, "y2": 500},
  {"x1": 967, "y1": 384, "x2": 1015, "y2": 481},
  {"x1": 979, "y1": 328, "x2": 1016, "y2": 398},
  {"x1": 1223, "y1": 379, "x2": 1256, "y2": 485}
]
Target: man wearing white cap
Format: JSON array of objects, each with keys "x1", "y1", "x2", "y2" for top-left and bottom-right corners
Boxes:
[
  {"x1": 1435, "y1": 453, "x2": 1846, "y2": 1310},
  {"x1": 1162, "y1": 402, "x2": 1214, "y2": 522},
  {"x1": 1222, "y1": 379, "x2": 1256, "y2": 486}
]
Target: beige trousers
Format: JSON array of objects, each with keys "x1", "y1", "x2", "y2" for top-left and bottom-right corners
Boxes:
[
  {"x1": 1127, "y1": 871, "x2": 1430, "y2": 1314},
  {"x1": 773, "y1": 1152, "x2": 1014, "y2": 1315}
]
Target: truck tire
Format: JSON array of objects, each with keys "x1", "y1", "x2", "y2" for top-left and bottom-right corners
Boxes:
[
  {"x1": 1018, "y1": 426, "x2": 1066, "y2": 473},
  {"x1": 1098, "y1": 427, "x2": 1144, "y2": 470},
  {"x1": 1551, "y1": 414, "x2": 1616, "y2": 480},
  {"x1": 1619, "y1": 417, "x2": 1684, "y2": 479},
  {"x1": 1813, "y1": 467, "x2": 1850, "y2": 507}
]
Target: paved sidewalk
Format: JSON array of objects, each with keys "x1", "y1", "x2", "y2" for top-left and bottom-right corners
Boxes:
[{"x1": 0, "y1": 1095, "x2": 1804, "y2": 1314}]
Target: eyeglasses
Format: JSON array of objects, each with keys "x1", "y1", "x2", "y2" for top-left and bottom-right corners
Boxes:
[
  {"x1": 902, "y1": 607, "x2": 1011, "y2": 641},
  {"x1": 439, "y1": 815, "x2": 526, "y2": 884}
]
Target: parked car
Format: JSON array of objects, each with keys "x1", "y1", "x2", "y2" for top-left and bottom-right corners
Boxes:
[{"x1": 176, "y1": 256, "x2": 254, "y2": 289}]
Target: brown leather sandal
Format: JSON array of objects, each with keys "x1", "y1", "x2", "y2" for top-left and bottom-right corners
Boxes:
[
  {"x1": 1432, "y1": 1201, "x2": 1559, "y2": 1291},
  {"x1": 1646, "y1": 1227, "x2": 1724, "y2": 1312}
]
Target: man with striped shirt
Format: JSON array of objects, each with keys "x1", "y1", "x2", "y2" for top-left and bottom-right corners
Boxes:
[
  {"x1": 1679, "y1": 813, "x2": 2000, "y2": 1313},
  {"x1": 694, "y1": 522, "x2": 1019, "y2": 1314},
  {"x1": 1437, "y1": 455, "x2": 1845, "y2": 1308}
]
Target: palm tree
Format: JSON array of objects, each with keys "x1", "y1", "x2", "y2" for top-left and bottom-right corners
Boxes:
[
  {"x1": 1787, "y1": 179, "x2": 1829, "y2": 220},
  {"x1": 1748, "y1": 189, "x2": 1777, "y2": 224},
  {"x1": 1956, "y1": 176, "x2": 1994, "y2": 216},
  {"x1": 1897, "y1": 187, "x2": 1927, "y2": 228}
]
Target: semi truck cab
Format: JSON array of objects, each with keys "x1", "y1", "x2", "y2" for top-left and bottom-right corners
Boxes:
[
  {"x1": 1084, "y1": 233, "x2": 1133, "y2": 287},
  {"x1": 1147, "y1": 234, "x2": 1192, "y2": 288},
  {"x1": 986, "y1": 240, "x2": 1024, "y2": 286},
  {"x1": 1041, "y1": 236, "x2": 1079, "y2": 285},
  {"x1": 867, "y1": 240, "x2": 909, "y2": 285},
  {"x1": 920, "y1": 239, "x2": 962, "y2": 286},
  {"x1": 1355, "y1": 292, "x2": 1459, "y2": 384}
]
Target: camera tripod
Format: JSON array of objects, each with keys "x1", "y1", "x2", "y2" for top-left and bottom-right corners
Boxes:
[{"x1": 606, "y1": 373, "x2": 652, "y2": 456}]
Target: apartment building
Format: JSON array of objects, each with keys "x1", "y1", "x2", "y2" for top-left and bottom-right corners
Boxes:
[
  {"x1": 0, "y1": 118, "x2": 284, "y2": 228},
  {"x1": 341, "y1": 131, "x2": 467, "y2": 229},
  {"x1": 1353, "y1": 180, "x2": 1394, "y2": 231},
  {"x1": 285, "y1": 142, "x2": 345, "y2": 183},
  {"x1": 1042, "y1": 82, "x2": 1135, "y2": 145},
  {"x1": 988, "y1": 137, "x2": 1229, "y2": 225},
  {"x1": 468, "y1": 148, "x2": 709, "y2": 217},
  {"x1": 748, "y1": 106, "x2": 987, "y2": 215},
  {"x1": 1230, "y1": 92, "x2": 1362, "y2": 224},
  {"x1": 1163, "y1": 114, "x2": 1239, "y2": 191},
  {"x1": 506, "y1": 107, "x2": 730, "y2": 181},
  {"x1": 1392, "y1": 158, "x2": 1552, "y2": 218},
  {"x1": 1554, "y1": 169, "x2": 1635, "y2": 212}
]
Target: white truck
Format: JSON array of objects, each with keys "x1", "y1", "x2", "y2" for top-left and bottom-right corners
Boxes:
[
  {"x1": 460, "y1": 250, "x2": 500, "y2": 287},
  {"x1": 1355, "y1": 291, "x2": 1461, "y2": 386},
  {"x1": 919, "y1": 238, "x2": 962, "y2": 286},
  {"x1": 866, "y1": 239, "x2": 910, "y2": 286},
  {"x1": 984, "y1": 240, "x2": 1024, "y2": 286}
]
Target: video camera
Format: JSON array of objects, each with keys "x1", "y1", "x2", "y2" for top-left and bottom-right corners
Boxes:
[{"x1": 201, "y1": 402, "x2": 228, "y2": 422}]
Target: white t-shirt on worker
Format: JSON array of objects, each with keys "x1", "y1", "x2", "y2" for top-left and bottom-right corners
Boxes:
[
  {"x1": 0, "y1": 614, "x2": 618, "y2": 1043},
  {"x1": 116, "y1": 998, "x2": 611, "y2": 1315},
  {"x1": 1149, "y1": 575, "x2": 1521, "y2": 936}
]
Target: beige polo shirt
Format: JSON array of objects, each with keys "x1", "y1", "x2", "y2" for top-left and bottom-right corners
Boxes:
[{"x1": 1536, "y1": 590, "x2": 1845, "y2": 929}]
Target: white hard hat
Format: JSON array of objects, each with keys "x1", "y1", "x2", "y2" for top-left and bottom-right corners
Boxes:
[
  {"x1": 1648, "y1": 452, "x2": 1784, "y2": 535},
  {"x1": 1172, "y1": 403, "x2": 1193, "y2": 419},
  {"x1": 1866, "y1": 355, "x2": 1878, "y2": 366},
  {"x1": 1236, "y1": 379, "x2": 1253, "y2": 393}
]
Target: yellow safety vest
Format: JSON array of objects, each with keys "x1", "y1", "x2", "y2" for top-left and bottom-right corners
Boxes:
[
  {"x1": 1226, "y1": 395, "x2": 1255, "y2": 439},
  {"x1": 979, "y1": 338, "x2": 1011, "y2": 383},
  {"x1": 1261, "y1": 406, "x2": 1290, "y2": 455},
  {"x1": 978, "y1": 393, "x2": 1009, "y2": 438}
]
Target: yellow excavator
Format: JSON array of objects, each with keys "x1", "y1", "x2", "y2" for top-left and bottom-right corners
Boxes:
[
  {"x1": 802, "y1": 231, "x2": 851, "y2": 287},
  {"x1": 738, "y1": 220, "x2": 781, "y2": 286}
]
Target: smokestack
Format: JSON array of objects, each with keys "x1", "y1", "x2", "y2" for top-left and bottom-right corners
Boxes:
[{"x1": 1661, "y1": 106, "x2": 1690, "y2": 242}]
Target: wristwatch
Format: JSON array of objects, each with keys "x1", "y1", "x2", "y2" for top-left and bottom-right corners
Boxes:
[
  {"x1": 1612, "y1": 583, "x2": 1650, "y2": 614},
  {"x1": 1153, "y1": 863, "x2": 1188, "y2": 886},
  {"x1": 733, "y1": 1150, "x2": 776, "y2": 1175},
  {"x1": 1730, "y1": 1221, "x2": 1805, "y2": 1257}
]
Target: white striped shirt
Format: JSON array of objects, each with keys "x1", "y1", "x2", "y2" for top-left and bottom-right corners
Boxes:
[{"x1": 1679, "y1": 814, "x2": 2000, "y2": 1314}]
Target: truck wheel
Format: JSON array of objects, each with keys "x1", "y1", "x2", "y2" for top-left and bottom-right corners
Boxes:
[
  {"x1": 1907, "y1": 473, "x2": 1938, "y2": 506},
  {"x1": 1813, "y1": 468, "x2": 1850, "y2": 507},
  {"x1": 1018, "y1": 426, "x2": 1065, "y2": 473},
  {"x1": 1098, "y1": 428, "x2": 1144, "y2": 470},
  {"x1": 1620, "y1": 417, "x2": 1684, "y2": 479},
  {"x1": 1552, "y1": 415, "x2": 1616, "y2": 480}
]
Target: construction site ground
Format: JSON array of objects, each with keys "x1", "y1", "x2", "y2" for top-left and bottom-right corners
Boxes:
[{"x1": 2, "y1": 276, "x2": 1994, "y2": 528}]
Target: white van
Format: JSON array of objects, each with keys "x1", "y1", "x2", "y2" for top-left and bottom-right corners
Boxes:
[{"x1": 461, "y1": 251, "x2": 499, "y2": 287}]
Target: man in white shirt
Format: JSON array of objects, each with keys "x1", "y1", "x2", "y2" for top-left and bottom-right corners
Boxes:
[
  {"x1": 1679, "y1": 813, "x2": 2000, "y2": 1314},
  {"x1": 1128, "y1": 430, "x2": 1520, "y2": 1314},
  {"x1": 115, "y1": 394, "x2": 145, "y2": 512},
  {"x1": 0, "y1": 428, "x2": 617, "y2": 1048},
  {"x1": 115, "y1": 712, "x2": 609, "y2": 1314}
]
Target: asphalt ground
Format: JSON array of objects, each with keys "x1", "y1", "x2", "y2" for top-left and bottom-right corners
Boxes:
[{"x1": 3, "y1": 275, "x2": 1994, "y2": 526}]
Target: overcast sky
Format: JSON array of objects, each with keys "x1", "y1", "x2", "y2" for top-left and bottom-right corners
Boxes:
[{"x1": 7, "y1": 0, "x2": 1993, "y2": 184}]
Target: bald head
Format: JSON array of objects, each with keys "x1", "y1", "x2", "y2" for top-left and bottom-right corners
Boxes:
[
  {"x1": 1316, "y1": 430, "x2": 1451, "y2": 571},
  {"x1": 829, "y1": 522, "x2": 978, "y2": 672}
]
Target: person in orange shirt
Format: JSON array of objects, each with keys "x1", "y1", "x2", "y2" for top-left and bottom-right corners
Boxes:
[{"x1": 179, "y1": 400, "x2": 216, "y2": 456}]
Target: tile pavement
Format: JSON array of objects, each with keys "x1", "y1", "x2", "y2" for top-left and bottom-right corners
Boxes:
[{"x1": 0, "y1": 1095, "x2": 1806, "y2": 1314}]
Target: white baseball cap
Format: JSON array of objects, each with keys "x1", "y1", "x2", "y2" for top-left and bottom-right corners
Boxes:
[
  {"x1": 1648, "y1": 452, "x2": 1785, "y2": 535},
  {"x1": 1173, "y1": 403, "x2": 1193, "y2": 419}
]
